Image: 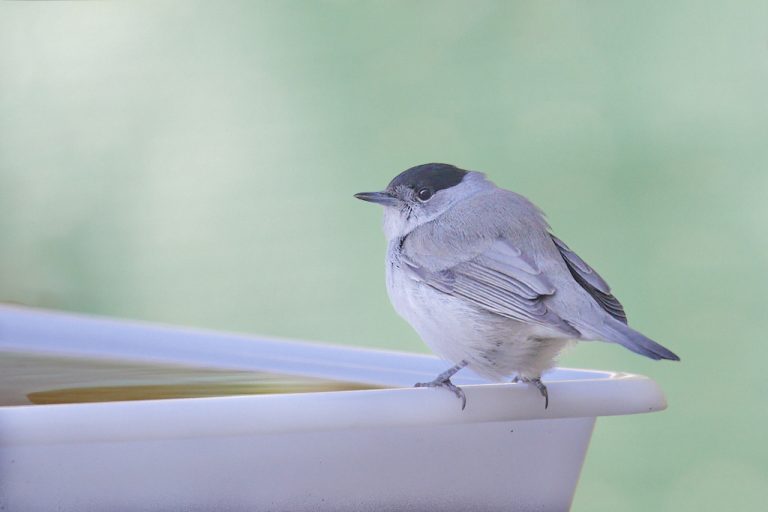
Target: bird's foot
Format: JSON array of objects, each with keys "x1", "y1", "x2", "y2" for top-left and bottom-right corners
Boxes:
[
  {"x1": 512, "y1": 376, "x2": 549, "y2": 409},
  {"x1": 415, "y1": 377, "x2": 467, "y2": 410}
]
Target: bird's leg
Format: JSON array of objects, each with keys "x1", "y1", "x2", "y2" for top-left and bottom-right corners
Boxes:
[
  {"x1": 531, "y1": 378, "x2": 549, "y2": 409},
  {"x1": 511, "y1": 376, "x2": 549, "y2": 409},
  {"x1": 415, "y1": 360, "x2": 469, "y2": 410}
]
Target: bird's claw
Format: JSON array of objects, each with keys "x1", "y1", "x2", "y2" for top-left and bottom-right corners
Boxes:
[
  {"x1": 512, "y1": 376, "x2": 549, "y2": 409},
  {"x1": 415, "y1": 378, "x2": 467, "y2": 410}
]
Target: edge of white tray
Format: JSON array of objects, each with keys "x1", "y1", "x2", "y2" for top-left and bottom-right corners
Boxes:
[{"x1": 0, "y1": 305, "x2": 667, "y2": 445}]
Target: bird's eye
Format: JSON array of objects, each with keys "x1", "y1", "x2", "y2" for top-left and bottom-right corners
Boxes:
[{"x1": 416, "y1": 188, "x2": 433, "y2": 201}]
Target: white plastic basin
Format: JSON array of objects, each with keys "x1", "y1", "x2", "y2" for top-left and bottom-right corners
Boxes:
[{"x1": 0, "y1": 306, "x2": 667, "y2": 511}]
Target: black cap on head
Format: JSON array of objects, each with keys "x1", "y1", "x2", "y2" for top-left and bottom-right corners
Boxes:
[{"x1": 388, "y1": 163, "x2": 469, "y2": 193}]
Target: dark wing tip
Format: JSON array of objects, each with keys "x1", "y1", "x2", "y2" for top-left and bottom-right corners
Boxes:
[{"x1": 551, "y1": 234, "x2": 629, "y2": 324}]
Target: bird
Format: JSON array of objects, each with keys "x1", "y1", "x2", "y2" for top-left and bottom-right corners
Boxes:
[{"x1": 354, "y1": 163, "x2": 679, "y2": 410}]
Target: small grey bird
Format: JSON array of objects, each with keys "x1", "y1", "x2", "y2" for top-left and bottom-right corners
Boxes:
[{"x1": 355, "y1": 163, "x2": 679, "y2": 409}]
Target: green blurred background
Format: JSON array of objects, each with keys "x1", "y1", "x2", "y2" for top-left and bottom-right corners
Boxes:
[{"x1": 1, "y1": 1, "x2": 766, "y2": 510}]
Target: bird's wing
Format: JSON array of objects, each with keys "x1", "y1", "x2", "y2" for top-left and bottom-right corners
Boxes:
[
  {"x1": 550, "y1": 235, "x2": 627, "y2": 324},
  {"x1": 401, "y1": 238, "x2": 580, "y2": 336}
]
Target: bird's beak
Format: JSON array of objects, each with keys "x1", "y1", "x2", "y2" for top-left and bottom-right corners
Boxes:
[{"x1": 354, "y1": 191, "x2": 399, "y2": 206}]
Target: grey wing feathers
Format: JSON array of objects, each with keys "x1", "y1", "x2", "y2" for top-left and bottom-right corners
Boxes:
[
  {"x1": 403, "y1": 239, "x2": 579, "y2": 336},
  {"x1": 550, "y1": 235, "x2": 628, "y2": 324}
]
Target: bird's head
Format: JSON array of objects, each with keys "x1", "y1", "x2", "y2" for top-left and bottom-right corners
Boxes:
[{"x1": 354, "y1": 163, "x2": 490, "y2": 240}]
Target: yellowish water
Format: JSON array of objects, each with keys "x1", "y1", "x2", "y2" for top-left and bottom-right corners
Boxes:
[{"x1": 0, "y1": 351, "x2": 375, "y2": 406}]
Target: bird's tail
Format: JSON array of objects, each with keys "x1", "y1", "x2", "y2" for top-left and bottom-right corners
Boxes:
[{"x1": 593, "y1": 317, "x2": 680, "y2": 361}]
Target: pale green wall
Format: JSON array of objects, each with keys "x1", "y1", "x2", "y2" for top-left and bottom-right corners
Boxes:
[{"x1": 1, "y1": 2, "x2": 766, "y2": 510}]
